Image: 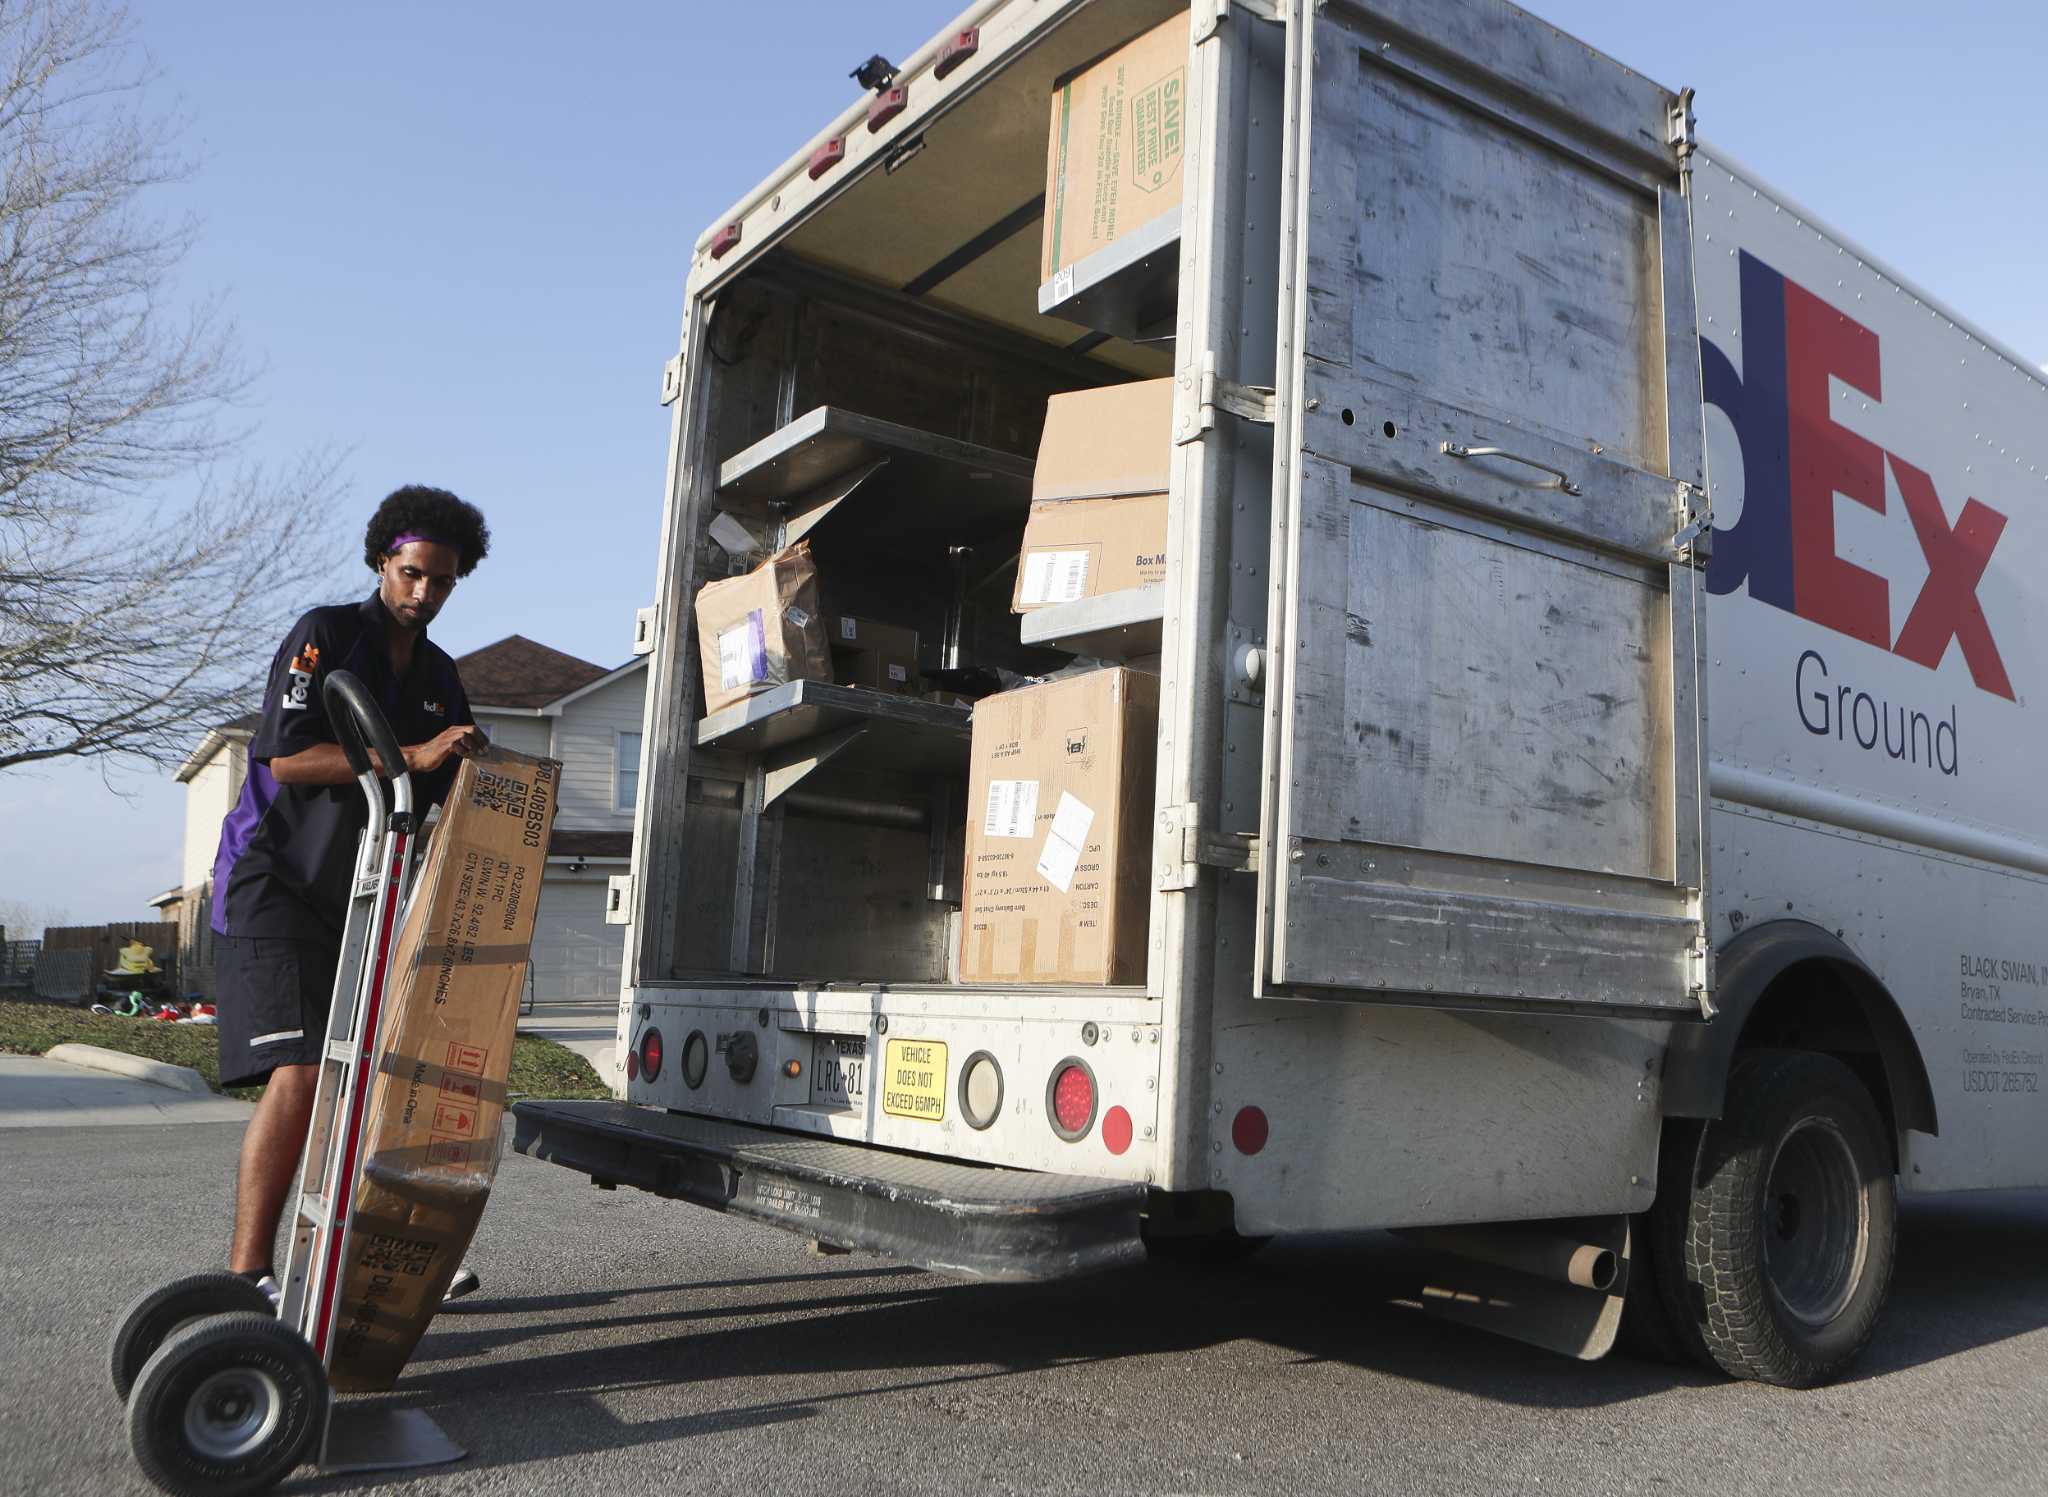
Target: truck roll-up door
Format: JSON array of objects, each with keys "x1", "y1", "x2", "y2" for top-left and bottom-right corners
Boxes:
[{"x1": 1255, "y1": 0, "x2": 1711, "y2": 1018}]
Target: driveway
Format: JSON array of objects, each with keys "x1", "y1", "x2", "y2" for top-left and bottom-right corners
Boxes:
[{"x1": 3, "y1": 1100, "x2": 2043, "y2": 1496}]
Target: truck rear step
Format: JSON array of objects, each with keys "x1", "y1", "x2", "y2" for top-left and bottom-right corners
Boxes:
[{"x1": 511, "y1": 1100, "x2": 1145, "y2": 1282}]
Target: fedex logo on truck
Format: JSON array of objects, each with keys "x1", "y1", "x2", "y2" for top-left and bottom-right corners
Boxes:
[{"x1": 1702, "y1": 250, "x2": 2014, "y2": 704}]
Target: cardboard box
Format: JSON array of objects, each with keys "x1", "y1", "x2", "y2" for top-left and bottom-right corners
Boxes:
[
  {"x1": 831, "y1": 614, "x2": 920, "y2": 696},
  {"x1": 1032, "y1": 379, "x2": 1174, "y2": 502},
  {"x1": 1041, "y1": 11, "x2": 1190, "y2": 282},
  {"x1": 1014, "y1": 380, "x2": 1173, "y2": 612},
  {"x1": 327, "y1": 748, "x2": 561, "y2": 1392},
  {"x1": 694, "y1": 541, "x2": 833, "y2": 715},
  {"x1": 960, "y1": 669, "x2": 1158, "y2": 985},
  {"x1": 1014, "y1": 493, "x2": 1170, "y2": 611}
]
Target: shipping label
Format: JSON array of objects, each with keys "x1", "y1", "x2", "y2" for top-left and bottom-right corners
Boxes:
[
  {"x1": 717, "y1": 610, "x2": 768, "y2": 690},
  {"x1": 1021, "y1": 549, "x2": 1091, "y2": 605},
  {"x1": 983, "y1": 778, "x2": 1040, "y2": 839},
  {"x1": 1035, "y1": 791, "x2": 1096, "y2": 894}
]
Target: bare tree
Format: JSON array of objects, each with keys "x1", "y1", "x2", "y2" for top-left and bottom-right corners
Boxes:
[
  {"x1": 0, "y1": 0, "x2": 348, "y2": 773},
  {"x1": 0, "y1": 893, "x2": 70, "y2": 940}
]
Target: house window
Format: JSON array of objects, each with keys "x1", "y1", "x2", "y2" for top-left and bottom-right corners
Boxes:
[{"x1": 616, "y1": 730, "x2": 642, "y2": 813}]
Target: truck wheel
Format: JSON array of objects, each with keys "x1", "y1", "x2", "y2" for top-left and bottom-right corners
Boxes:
[
  {"x1": 111, "y1": 1272, "x2": 275, "y2": 1401},
  {"x1": 1669, "y1": 1050, "x2": 1896, "y2": 1387},
  {"x1": 126, "y1": 1313, "x2": 326, "y2": 1497}
]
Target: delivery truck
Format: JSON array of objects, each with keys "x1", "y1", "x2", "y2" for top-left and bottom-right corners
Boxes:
[{"x1": 513, "y1": 0, "x2": 2048, "y2": 1387}]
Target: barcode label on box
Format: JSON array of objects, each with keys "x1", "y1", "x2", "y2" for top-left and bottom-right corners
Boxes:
[
  {"x1": 840, "y1": 616, "x2": 858, "y2": 641},
  {"x1": 983, "y1": 778, "x2": 1040, "y2": 839},
  {"x1": 887, "y1": 663, "x2": 909, "y2": 682},
  {"x1": 1021, "y1": 550, "x2": 1091, "y2": 606},
  {"x1": 1035, "y1": 791, "x2": 1095, "y2": 893}
]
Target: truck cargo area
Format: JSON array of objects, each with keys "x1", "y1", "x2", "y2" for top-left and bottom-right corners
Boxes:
[
  {"x1": 643, "y1": 0, "x2": 1192, "y2": 994},
  {"x1": 510, "y1": 1099, "x2": 1147, "y2": 1281}
]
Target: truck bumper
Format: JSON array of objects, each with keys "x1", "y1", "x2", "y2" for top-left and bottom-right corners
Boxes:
[{"x1": 510, "y1": 1100, "x2": 1147, "y2": 1282}]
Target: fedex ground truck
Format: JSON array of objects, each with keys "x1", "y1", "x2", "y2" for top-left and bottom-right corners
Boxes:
[{"x1": 513, "y1": 0, "x2": 2047, "y2": 1386}]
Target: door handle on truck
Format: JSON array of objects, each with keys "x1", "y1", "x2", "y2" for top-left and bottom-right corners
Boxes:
[{"x1": 1440, "y1": 441, "x2": 1582, "y2": 496}]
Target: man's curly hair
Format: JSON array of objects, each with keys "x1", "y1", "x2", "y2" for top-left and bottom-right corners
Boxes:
[{"x1": 362, "y1": 485, "x2": 491, "y2": 577}]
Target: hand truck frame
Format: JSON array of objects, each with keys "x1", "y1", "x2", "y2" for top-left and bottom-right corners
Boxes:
[{"x1": 110, "y1": 669, "x2": 466, "y2": 1495}]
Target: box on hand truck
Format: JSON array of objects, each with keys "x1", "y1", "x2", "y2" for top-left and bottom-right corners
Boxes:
[{"x1": 108, "y1": 670, "x2": 559, "y2": 1495}]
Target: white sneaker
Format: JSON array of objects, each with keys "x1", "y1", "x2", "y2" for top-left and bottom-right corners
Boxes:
[
  {"x1": 255, "y1": 1274, "x2": 282, "y2": 1313},
  {"x1": 442, "y1": 1266, "x2": 480, "y2": 1304}
]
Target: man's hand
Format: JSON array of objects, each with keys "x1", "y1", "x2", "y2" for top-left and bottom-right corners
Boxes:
[
  {"x1": 404, "y1": 724, "x2": 487, "y2": 775},
  {"x1": 269, "y1": 726, "x2": 485, "y2": 786}
]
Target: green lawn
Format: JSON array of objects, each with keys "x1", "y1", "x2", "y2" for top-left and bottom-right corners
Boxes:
[{"x1": 0, "y1": 999, "x2": 610, "y2": 1102}]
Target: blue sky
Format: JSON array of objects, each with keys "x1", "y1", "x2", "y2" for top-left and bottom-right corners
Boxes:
[{"x1": 2, "y1": 0, "x2": 2041, "y2": 932}]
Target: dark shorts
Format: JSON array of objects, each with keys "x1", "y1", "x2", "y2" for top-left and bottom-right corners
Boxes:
[{"x1": 214, "y1": 935, "x2": 341, "y2": 1087}]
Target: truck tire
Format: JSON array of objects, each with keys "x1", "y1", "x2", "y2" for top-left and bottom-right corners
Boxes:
[{"x1": 1667, "y1": 1050, "x2": 1897, "y2": 1387}]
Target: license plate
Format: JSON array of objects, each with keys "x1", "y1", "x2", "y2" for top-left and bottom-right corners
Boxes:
[{"x1": 810, "y1": 1034, "x2": 866, "y2": 1109}]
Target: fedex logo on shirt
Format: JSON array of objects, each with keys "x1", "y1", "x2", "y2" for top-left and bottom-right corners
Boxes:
[
  {"x1": 1703, "y1": 250, "x2": 2014, "y2": 701},
  {"x1": 279, "y1": 643, "x2": 321, "y2": 712}
]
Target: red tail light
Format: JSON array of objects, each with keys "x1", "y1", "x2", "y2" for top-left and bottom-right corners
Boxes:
[
  {"x1": 709, "y1": 221, "x2": 743, "y2": 260},
  {"x1": 640, "y1": 1027, "x2": 664, "y2": 1082},
  {"x1": 1048, "y1": 1060, "x2": 1096, "y2": 1141}
]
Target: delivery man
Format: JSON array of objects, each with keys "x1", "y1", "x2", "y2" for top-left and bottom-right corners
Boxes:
[{"x1": 209, "y1": 485, "x2": 491, "y2": 1305}]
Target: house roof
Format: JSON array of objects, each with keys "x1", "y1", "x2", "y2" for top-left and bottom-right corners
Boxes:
[
  {"x1": 455, "y1": 636, "x2": 611, "y2": 710},
  {"x1": 174, "y1": 712, "x2": 262, "y2": 783}
]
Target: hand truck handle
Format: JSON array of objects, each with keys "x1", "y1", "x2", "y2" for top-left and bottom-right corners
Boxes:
[{"x1": 322, "y1": 669, "x2": 412, "y2": 804}]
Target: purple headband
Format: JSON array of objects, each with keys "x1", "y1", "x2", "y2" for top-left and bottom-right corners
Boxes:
[{"x1": 388, "y1": 532, "x2": 443, "y2": 553}]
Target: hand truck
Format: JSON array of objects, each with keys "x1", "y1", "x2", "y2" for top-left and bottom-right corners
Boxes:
[{"x1": 109, "y1": 670, "x2": 466, "y2": 1495}]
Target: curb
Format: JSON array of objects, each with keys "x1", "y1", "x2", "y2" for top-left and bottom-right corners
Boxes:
[{"x1": 45, "y1": 1044, "x2": 215, "y2": 1096}]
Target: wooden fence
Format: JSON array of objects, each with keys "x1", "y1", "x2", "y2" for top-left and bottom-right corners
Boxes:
[{"x1": 43, "y1": 921, "x2": 180, "y2": 994}]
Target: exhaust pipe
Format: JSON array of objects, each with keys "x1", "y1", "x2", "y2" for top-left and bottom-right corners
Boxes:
[{"x1": 1396, "y1": 1224, "x2": 1619, "y2": 1293}]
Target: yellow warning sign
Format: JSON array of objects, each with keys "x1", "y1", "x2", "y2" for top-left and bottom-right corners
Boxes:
[{"x1": 881, "y1": 1038, "x2": 948, "y2": 1122}]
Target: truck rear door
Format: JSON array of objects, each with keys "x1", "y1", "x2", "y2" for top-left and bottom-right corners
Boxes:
[{"x1": 1255, "y1": 0, "x2": 1710, "y2": 1017}]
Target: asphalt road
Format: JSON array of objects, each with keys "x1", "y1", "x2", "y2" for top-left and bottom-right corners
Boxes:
[{"x1": 4, "y1": 1115, "x2": 2045, "y2": 1497}]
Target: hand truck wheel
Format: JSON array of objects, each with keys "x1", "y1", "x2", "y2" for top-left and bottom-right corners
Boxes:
[
  {"x1": 126, "y1": 1312, "x2": 328, "y2": 1497},
  {"x1": 110, "y1": 1271, "x2": 275, "y2": 1401}
]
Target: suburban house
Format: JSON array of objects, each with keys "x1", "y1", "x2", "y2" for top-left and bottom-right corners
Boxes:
[{"x1": 154, "y1": 634, "x2": 647, "y2": 1005}]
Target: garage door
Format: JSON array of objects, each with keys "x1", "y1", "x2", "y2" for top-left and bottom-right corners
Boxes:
[{"x1": 528, "y1": 878, "x2": 625, "y2": 1005}]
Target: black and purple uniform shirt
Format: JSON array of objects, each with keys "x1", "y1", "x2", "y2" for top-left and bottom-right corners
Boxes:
[{"x1": 210, "y1": 595, "x2": 472, "y2": 943}]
